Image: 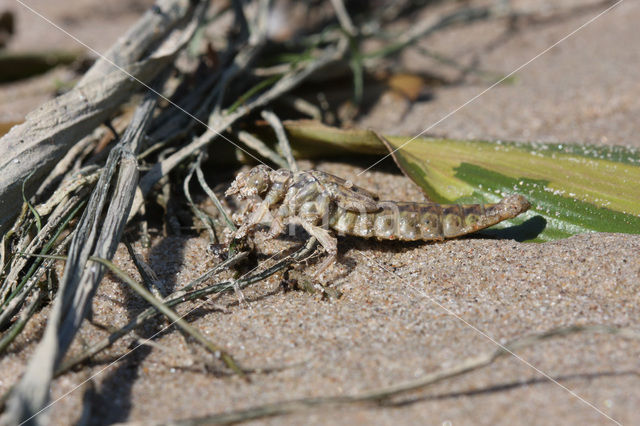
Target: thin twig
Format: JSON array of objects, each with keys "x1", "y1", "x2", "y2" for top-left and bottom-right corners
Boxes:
[
  {"x1": 145, "y1": 4, "x2": 242, "y2": 147},
  {"x1": 363, "y1": 6, "x2": 493, "y2": 63},
  {"x1": 34, "y1": 133, "x2": 99, "y2": 200},
  {"x1": 124, "y1": 241, "x2": 166, "y2": 298},
  {"x1": 194, "y1": 153, "x2": 237, "y2": 232},
  {"x1": 231, "y1": 0, "x2": 250, "y2": 43},
  {"x1": 261, "y1": 110, "x2": 298, "y2": 171},
  {"x1": 212, "y1": 21, "x2": 267, "y2": 115},
  {"x1": 330, "y1": 0, "x2": 357, "y2": 36},
  {"x1": 184, "y1": 158, "x2": 217, "y2": 243},
  {"x1": 413, "y1": 44, "x2": 509, "y2": 83},
  {"x1": 251, "y1": 0, "x2": 271, "y2": 46},
  {"x1": 237, "y1": 131, "x2": 288, "y2": 169},
  {"x1": 279, "y1": 96, "x2": 322, "y2": 121}
]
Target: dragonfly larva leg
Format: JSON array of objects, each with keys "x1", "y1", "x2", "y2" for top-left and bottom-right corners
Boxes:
[{"x1": 290, "y1": 217, "x2": 338, "y2": 277}]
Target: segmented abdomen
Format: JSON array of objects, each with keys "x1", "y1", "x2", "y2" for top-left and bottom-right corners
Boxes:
[{"x1": 329, "y1": 195, "x2": 530, "y2": 241}]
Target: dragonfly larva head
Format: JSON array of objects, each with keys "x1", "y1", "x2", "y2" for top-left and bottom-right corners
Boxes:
[{"x1": 225, "y1": 165, "x2": 273, "y2": 198}]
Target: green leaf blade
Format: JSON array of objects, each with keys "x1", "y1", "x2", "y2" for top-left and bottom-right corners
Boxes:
[{"x1": 385, "y1": 136, "x2": 640, "y2": 241}]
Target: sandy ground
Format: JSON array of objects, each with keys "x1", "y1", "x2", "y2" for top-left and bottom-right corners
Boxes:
[{"x1": 1, "y1": 0, "x2": 639, "y2": 425}]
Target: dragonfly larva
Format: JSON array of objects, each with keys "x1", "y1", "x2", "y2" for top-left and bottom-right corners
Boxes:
[{"x1": 226, "y1": 166, "x2": 531, "y2": 273}]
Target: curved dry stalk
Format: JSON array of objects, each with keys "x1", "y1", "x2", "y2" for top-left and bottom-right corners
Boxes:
[
  {"x1": 194, "y1": 154, "x2": 236, "y2": 232},
  {"x1": 184, "y1": 157, "x2": 217, "y2": 243},
  {"x1": 329, "y1": 0, "x2": 357, "y2": 36},
  {"x1": 54, "y1": 251, "x2": 248, "y2": 375},
  {"x1": 237, "y1": 131, "x2": 288, "y2": 169},
  {"x1": 261, "y1": 110, "x2": 297, "y2": 171},
  {"x1": 124, "y1": 241, "x2": 166, "y2": 298}
]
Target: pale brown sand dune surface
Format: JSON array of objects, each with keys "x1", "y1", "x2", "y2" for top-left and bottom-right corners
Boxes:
[
  {"x1": 3, "y1": 221, "x2": 637, "y2": 425},
  {"x1": 3, "y1": 161, "x2": 639, "y2": 425},
  {"x1": 1, "y1": 0, "x2": 639, "y2": 425}
]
